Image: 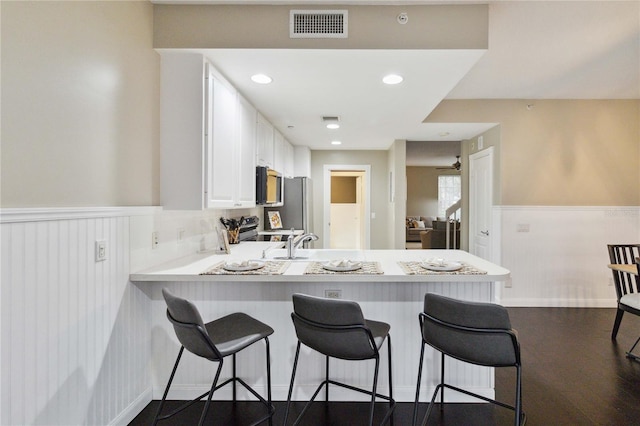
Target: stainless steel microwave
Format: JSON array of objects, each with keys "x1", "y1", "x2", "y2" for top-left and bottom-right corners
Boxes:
[{"x1": 256, "y1": 166, "x2": 282, "y2": 205}]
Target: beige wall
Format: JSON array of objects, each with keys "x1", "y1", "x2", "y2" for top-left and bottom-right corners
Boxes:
[
  {"x1": 426, "y1": 99, "x2": 640, "y2": 206},
  {"x1": 406, "y1": 167, "x2": 460, "y2": 218},
  {"x1": 1, "y1": 1, "x2": 160, "y2": 207},
  {"x1": 331, "y1": 176, "x2": 357, "y2": 203},
  {"x1": 311, "y1": 150, "x2": 389, "y2": 249},
  {"x1": 154, "y1": 4, "x2": 488, "y2": 50}
]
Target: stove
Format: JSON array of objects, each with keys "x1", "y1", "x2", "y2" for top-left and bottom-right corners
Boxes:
[{"x1": 236, "y1": 216, "x2": 259, "y2": 242}]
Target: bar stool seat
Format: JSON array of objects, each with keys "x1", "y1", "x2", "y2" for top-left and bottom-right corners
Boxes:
[
  {"x1": 154, "y1": 288, "x2": 274, "y2": 426},
  {"x1": 284, "y1": 293, "x2": 395, "y2": 426}
]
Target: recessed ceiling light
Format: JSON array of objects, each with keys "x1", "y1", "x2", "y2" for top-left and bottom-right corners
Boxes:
[
  {"x1": 326, "y1": 123, "x2": 340, "y2": 129},
  {"x1": 331, "y1": 141, "x2": 342, "y2": 145},
  {"x1": 251, "y1": 74, "x2": 272, "y2": 84},
  {"x1": 383, "y1": 74, "x2": 403, "y2": 85},
  {"x1": 438, "y1": 131, "x2": 450, "y2": 137}
]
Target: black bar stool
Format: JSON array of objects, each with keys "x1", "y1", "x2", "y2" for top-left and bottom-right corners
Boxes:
[
  {"x1": 413, "y1": 293, "x2": 525, "y2": 426},
  {"x1": 154, "y1": 288, "x2": 274, "y2": 426},
  {"x1": 284, "y1": 293, "x2": 395, "y2": 426}
]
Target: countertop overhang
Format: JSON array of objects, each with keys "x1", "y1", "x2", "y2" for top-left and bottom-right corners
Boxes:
[{"x1": 130, "y1": 242, "x2": 510, "y2": 283}]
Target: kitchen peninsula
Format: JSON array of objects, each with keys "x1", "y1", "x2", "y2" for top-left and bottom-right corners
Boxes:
[{"x1": 131, "y1": 242, "x2": 510, "y2": 403}]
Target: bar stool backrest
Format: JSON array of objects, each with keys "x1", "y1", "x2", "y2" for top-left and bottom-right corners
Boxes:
[
  {"x1": 163, "y1": 288, "x2": 220, "y2": 361},
  {"x1": 292, "y1": 293, "x2": 375, "y2": 360},
  {"x1": 422, "y1": 293, "x2": 519, "y2": 367}
]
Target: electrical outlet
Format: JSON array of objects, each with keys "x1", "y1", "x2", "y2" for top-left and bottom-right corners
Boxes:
[
  {"x1": 95, "y1": 240, "x2": 107, "y2": 262},
  {"x1": 152, "y1": 231, "x2": 159, "y2": 249},
  {"x1": 325, "y1": 289, "x2": 342, "y2": 299},
  {"x1": 516, "y1": 224, "x2": 530, "y2": 233},
  {"x1": 608, "y1": 277, "x2": 614, "y2": 286}
]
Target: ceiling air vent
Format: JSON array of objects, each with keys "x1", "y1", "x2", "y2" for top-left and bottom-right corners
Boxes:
[{"x1": 290, "y1": 10, "x2": 348, "y2": 39}]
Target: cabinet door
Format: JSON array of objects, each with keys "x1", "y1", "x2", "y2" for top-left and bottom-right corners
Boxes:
[
  {"x1": 256, "y1": 113, "x2": 274, "y2": 168},
  {"x1": 284, "y1": 140, "x2": 294, "y2": 178},
  {"x1": 273, "y1": 129, "x2": 285, "y2": 173},
  {"x1": 236, "y1": 96, "x2": 257, "y2": 207},
  {"x1": 205, "y1": 66, "x2": 237, "y2": 208}
]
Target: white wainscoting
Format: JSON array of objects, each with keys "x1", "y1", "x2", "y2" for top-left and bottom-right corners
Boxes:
[
  {"x1": 0, "y1": 208, "x2": 152, "y2": 426},
  {"x1": 498, "y1": 206, "x2": 640, "y2": 307}
]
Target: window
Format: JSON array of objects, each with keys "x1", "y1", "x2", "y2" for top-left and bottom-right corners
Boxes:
[{"x1": 438, "y1": 175, "x2": 461, "y2": 218}]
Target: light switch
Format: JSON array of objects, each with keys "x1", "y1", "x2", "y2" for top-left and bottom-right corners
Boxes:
[{"x1": 95, "y1": 240, "x2": 107, "y2": 262}]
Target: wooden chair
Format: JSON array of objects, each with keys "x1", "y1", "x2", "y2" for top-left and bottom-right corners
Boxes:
[{"x1": 607, "y1": 244, "x2": 640, "y2": 360}]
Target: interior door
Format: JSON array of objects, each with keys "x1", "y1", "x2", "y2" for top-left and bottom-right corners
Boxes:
[
  {"x1": 469, "y1": 147, "x2": 494, "y2": 260},
  {"x1": 323, "y1": 165, "x2": 371, "y2": 249}
]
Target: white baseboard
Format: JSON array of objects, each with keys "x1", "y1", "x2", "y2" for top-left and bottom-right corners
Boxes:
[
  {"x1": 109, "y1": 387, "x2": 153, "y2": 426},
  {"x1": 503, "y1": 298, "x2": 617, "y2": 308}
]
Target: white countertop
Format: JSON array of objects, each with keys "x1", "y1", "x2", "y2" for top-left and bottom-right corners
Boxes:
[{"x1": 130, "y1": 241, "x2": 510, "y2": 283}]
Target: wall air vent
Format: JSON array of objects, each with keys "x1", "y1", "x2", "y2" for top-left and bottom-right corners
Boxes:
[{"x1": 290, "y1": 10, "x2": 348, "y2": 39}]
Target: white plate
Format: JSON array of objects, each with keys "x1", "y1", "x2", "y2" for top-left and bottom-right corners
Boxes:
[
  {"x1": 420, "y1": 261, "x2": 463, "y2": 272},
  {"x1": 322, "y1": 261, "x2": 362, "y2": 272},
  {"x1": 223, "y1": 260, "x2": 265, "y2": 272}
]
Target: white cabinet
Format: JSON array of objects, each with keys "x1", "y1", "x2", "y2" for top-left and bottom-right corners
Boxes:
[
  {"x1": 256, "y1": 113, "x2": 274, "y2": 169},
  {"x1": 159, "y1": 52, "x2": 256, "y2": 210},
  {"x1": 205, "y1": 65, "x2": 257, "y2": 209},
  {"x1": 236, "y1": 95, "x2": 257, "y2": 206},
  {"x1": 273, "y1": 129, "x2": 285, "y2": 173},
  {"x1": 272, "y1": 129, "x2": 294, "y2": 177},
  {"x1": 160, "y1": 52, "x2": 207, "y2": 210},
  {"x1": 205, "y1": 65, "x2": 237, "y2": 208},
  {"x1": 283, "y1": 140, "x2": 294, "y2": 178}
]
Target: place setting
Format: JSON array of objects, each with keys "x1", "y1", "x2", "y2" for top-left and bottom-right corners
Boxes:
[
  {"x1": 305, "y1": 259, "x2": 384, "y2": 275},
  {"x1": 201, "y1": 259, "x2": 290, "y2": 275},
  {"x1": 398, "y1": 257, "x2": 487, "y2": 275}
]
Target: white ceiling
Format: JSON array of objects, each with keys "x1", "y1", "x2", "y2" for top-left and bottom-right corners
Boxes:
[{"x1": 156, "y1": 1, "x2": 640, "y2": 166}]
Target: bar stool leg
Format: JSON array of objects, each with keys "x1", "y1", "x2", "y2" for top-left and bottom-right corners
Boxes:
[
  {"x1": 283, "y1": 342, "x2": 302, "y2": 425},
  {"x1": 265, "y1": 337, "x2": 273, "y2": 426},
  {"x1": 412, "y1": 342, "x2": 426, "y2": 426},
  {"x1": 198, "y1": 361, "x2": 223, "y2": 426},
  {"x1": 325, "y1": 355, "x2": 330, "y2": 402},
  {"x1": 153, "y1": 346, "x2": 185, "y2": 426},
  {"x1": 232, "y1": 353, "x2": 237, "y2": 402},
  {"x1": 369, "y1": 355, "x2": 380, "y2": 426}
]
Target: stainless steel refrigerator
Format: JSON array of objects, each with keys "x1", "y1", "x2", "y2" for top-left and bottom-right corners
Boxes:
[{"x1": 264, "y1": 177, "x2": 313, "y2": 236}]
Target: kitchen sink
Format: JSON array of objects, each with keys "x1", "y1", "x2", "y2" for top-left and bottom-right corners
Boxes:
[{"x1": 267, "y1": 249, "x2": 366, "y2": 261}]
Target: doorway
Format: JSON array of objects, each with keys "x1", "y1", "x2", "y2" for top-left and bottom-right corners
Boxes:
[{"x1": 323, "y1": 165, "x2": 371, "y2": 249}]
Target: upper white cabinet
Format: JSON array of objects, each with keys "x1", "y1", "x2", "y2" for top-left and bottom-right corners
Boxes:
[
  {"x1": 283, "y1": 141, "x2": 294, "y2": 178},
  {"x1": 160, "y1": 52, "x2": 207, "y2": 210},
  {"x1": 269, "y1": 128, "x2": 294, "y2": 177},
  {"x1": 159, "y1": 51, "x2": 256, "y2": 210},
  {"x1": 236, "y1": 95, "x2": 258, "y2": 206},
  {"x1": 205, "y1": 65, "x2": 237, "y2": 208},
  {"x1": 256, "y1": 113, "x2": 274, "y2": 169},
  {"x1": 273, "y1": 129, "x2": 285, "y2": 173}
]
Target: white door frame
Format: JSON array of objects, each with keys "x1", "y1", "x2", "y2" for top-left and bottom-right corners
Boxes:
[
  {"x1": 323, "y1": 164, "x2": 371, "y2": 249},
  {"x1": 468, "y1": 146, "x2": 494, "y2": 261}
]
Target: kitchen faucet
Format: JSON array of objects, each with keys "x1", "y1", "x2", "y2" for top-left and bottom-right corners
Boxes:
[{"x1": 286, "y1": 229, "x2": 318, "y2": 259}]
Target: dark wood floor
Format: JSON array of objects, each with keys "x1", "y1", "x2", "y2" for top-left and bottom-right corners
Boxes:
[{"x1": 130, "y1": 308, "x2": 640, "y2": 425}]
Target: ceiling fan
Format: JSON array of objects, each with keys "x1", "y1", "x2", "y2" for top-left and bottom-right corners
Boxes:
[{"x1": 437, "y1": 155, "x2": 462, "y2": 171}]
